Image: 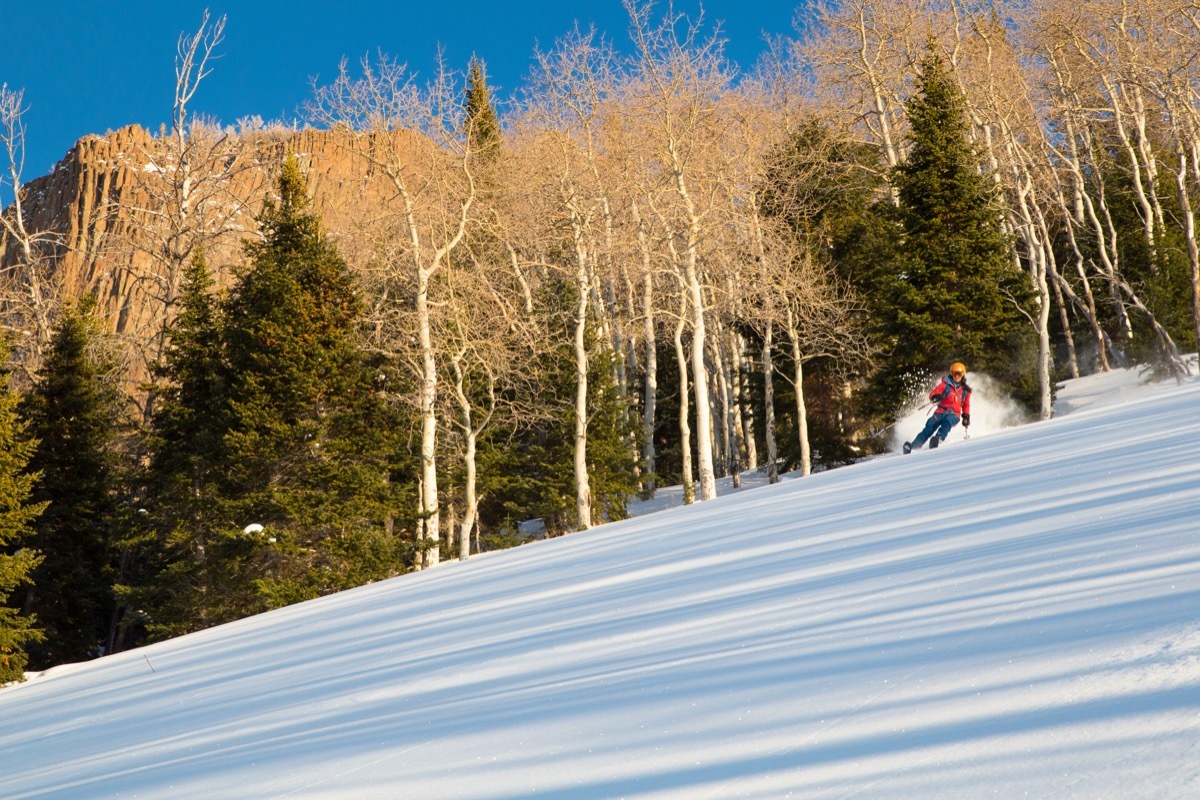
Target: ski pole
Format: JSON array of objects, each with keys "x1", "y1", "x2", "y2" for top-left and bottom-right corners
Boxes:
[{"x1": 878, "y1": 400, "x2": 935, "y2": 434}]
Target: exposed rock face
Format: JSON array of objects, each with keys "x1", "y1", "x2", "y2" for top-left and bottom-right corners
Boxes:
[{"x1": 1, "y1": 123, "x2": 406, "y2": 387}]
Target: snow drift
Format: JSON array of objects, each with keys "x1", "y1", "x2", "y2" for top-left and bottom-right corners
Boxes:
[{"x1": 1, "y1": 366, "x2": 1198, "y2": 799}]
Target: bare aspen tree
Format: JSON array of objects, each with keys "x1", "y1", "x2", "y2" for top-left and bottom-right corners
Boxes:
[
  {"x1": 308, "y1": 53, "x2": 478, "y2": 567},
  {"x1": 0, "y1": 84, "x2": 60, "y2": 381},
  {"x1": 1029, "y1": 0, "x2": 1191, "y2": 379},
  {"x1": 624, "y1": 0, "x2": 741, "y2": 501},
  {"x1": 670, "y1": 277, "x2": 695, "y2": 504},
  {"x1": 520, "y1": 29, "x2": 627, "y2": 530},
  {"x1": 1140, "y1": 0, "x2": 1200, "y2": 356},
  {"x1": 732, "y1": 330, "x2": 756, "y2": 470},
  {"x1": 761, "y1": 319, "x2": 780, "y2": 484},
  {"x1": 710, "y1": 319, "x2": 740, "y2": 484},
  {"x1": 630, "y1": 197, "x2": 662, "y2": 496},
  {"x1": 438, "y1": 239, "x2": 533, "y2": 558},
  {"x1": 783, "y1": 253, "x2": 872, "y2": 475},
  {"x1": 796, "y1": 0, "x2": 933, "y2": 184},
  {"x1": 953, "y1": 14, "x2": 1056, "y2": 416},
  {"x1": 125, "y1": 13, "x2": 267, "y2": 388},
  {"x1": 1035, "y1": 39, "x2": 1126, "y2": 368}
]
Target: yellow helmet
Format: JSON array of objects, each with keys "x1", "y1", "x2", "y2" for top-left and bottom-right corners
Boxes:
[{"x1": 950, "y1": 362, "x2": 967, "y2": 380}]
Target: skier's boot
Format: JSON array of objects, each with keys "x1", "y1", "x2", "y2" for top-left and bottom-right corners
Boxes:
[
  {"x1": 929, "y1": 436, "x2": 940, "y2": 449},
  {"x1": 902, "y1": 442, "x2": 913, "y2": 454}
]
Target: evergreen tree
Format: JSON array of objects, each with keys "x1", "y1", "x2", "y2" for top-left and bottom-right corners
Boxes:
[
  {"x1": 869, "y1": 45, "x2": 1035, "y2": 413},
  {"x1": 133, "y1": 157, "x2": 412, "y2": 639},
  {"x1": 0, "y1": 337, "x2": 45, "y2": 683},
  {"x1": 464, "y1": 55, "x2": 502, "y2": 162},
  {"x1": 17, "y1": 296, "x2": 122, "y2": 668},
  {"x1": 128, "y1": 250, "x2": 246, "y2": 639},
  {"x1": 221, "y1": 156, "x2": 409, "y2": 607},
  {"x1": 150, "y1": 250, "x2": 229, "y2": 491}
]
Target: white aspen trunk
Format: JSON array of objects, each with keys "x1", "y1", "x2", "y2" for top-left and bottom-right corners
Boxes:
[
  {"x1": 735, "y1": 333, "x2": 757, "y2": 470},
  {"x1": 1043, "y1": 223, "x2": 1080, "y2": 379},
  {"x1": 608, "y1": 277, "x2": 629, "y2": 421},
  {"x1": 415, "y1": 473, "x2": 427, "y2": 567},
  {"x1": 416, "y1": 264, "x2": 440, "y2": 567},
  {"x1": 786, "y1": 307, "x2": 812, "y2": 477},
  {"x1": 1170, "y1": 127, "x2": 1200, "y2": 352},
  {"x1": 1051, "y1": 181, "x2": 1110, "y2": 371},
  {"x1": 1086, "y1": 65, "x2": 1158, "y2": 253},
  {"x1": 712, "y1": 333, "x2": 739, "y2": 487},
  {"x1": 506, "y1": 241, "x2": 535, "y2": 315},
  {"x1": 400, "y1": 154, "x2": 474, "y2": 567},
  {"x1": 685, "y1": 270, "x2": 716, "y2": 500},
  {"x1": 1190, "y1": 138, "x2": 1200, "y2": 352},
  {"x1": 460, "y1": 428, "x2": 477, "y2": 561},
  {"x1": 1073, "y1": 121, "x2": 1134, "y2": 345},
  {"x1": 572, "y1": 240, "x2": 593, "y2": 531},
  {"x1": 451, "y1": 356, "x2": 478, "y2": 561},
  {"x1": 723, "y1": 327, "x2": 748, "y2": 474},
  {"x1": 1010, "y1": 164, "x2": 1054, "y2": 420},
  {"x1": 852, "y1": 6, "x2": 902, "y2": 173},
  {"x1": 673, "y1": 170, "x2": 717, "y2": 501},
  {"x1": 1033, "y1": 240, "x2": 1053, "y2": 418},
  {"x1": 673, "y1": 297, "x2": 694, "y2": 505},
  {"x1": 1129, "y1": 84, "x2": 1167, "y2": 246},
  {"x1": 445, "y1": 504, "x2": 457, "y2": 565},
  {"x1": 641, "y1": 269, "x2": 658, "y2": 497},
  {"x1": 762, "y1": 321, "x2": 779, "y2": 485}
]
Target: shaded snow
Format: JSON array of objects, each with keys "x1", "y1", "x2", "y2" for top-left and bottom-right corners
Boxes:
[{"x1": 2, "y1": 365, "x2": 1198, "y2": 799}]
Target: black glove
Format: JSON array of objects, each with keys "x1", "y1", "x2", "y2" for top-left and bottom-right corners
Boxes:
[
  {"x1": 931, "y1": 391, "x2": 946, "y2": 402},
  {"x1": 962, "y1": 413, "x2": 970, "y2": 428}
]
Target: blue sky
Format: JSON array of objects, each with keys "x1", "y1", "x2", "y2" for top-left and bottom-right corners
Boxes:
[{"x1": 1, "y1": 1, "x2": 803, "y2": 185}]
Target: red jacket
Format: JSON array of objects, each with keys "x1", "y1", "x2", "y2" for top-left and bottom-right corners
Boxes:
[{"x1": 930, "y1": 375, "x2": 971, "y2": 417}]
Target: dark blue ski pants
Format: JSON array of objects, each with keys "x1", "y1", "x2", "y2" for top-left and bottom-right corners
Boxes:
[{"x1": 911, "y1": 411, "x2": 959, "y2": 449}]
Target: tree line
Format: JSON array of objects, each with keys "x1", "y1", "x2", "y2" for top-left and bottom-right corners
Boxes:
[{"x1": 2, "y1": 0, "x2": 1197, "y2": 680}]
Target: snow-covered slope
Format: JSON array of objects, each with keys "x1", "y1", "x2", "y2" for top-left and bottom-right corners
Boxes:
[{"x1": 3, "y1": 367, "x2": 1199, "y2": 799}]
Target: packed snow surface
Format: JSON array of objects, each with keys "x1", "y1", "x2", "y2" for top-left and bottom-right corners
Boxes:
[{"x1": 2, "y1": 365, "x2": 1198, "y2": 799}]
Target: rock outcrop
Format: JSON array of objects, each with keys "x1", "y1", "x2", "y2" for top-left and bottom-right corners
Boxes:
[{"x1": 2, "y1": 123, "x2": 417, "y2": 387}]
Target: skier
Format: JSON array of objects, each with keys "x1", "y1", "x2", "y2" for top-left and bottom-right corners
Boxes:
[{"x1": 903, "y1": 362, "x2": 971, "y2": 454}]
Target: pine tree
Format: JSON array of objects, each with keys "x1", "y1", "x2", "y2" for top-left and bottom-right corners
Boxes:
[
  {"x1": 0, "y1": 337, "x2": 45, "y2": 683},
  {"x1": 129, "y1": 250, "x2": 246, "y2": 640},
  {"x1": 464, "y1": 55, "x2": 502, "y2": 163},
  {"x1": 215, "y1": 156, "x2": 408, "y2": 611},
  {"x1": 871, "y1": 44, "x2": 1035, "y2": 412},
  {"x1": 17, "y1": 296, "x2": 122, "y2": 668},
  {"x1": 132, "y1": 157, "x2": 412, "y2": 638},
  {"x1": 150, "y1": 250, "x2": 229, "y2": 488}
]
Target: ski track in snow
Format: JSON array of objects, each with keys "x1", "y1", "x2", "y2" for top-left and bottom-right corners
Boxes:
[{"x1": 1, "y1": 363, "x2": 1199, "y2": 799}]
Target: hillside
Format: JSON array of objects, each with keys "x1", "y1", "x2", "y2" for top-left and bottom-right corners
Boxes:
[{"x1": 1, "y1": 365, "x2": 1198, "y2": 799}]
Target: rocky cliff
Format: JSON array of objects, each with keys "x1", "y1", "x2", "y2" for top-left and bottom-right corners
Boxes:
[{"x1": 1, "y1": 123, "x2": 413, "y2": 387}]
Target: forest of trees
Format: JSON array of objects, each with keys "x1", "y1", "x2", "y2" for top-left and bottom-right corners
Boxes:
[{"x1": 2, "y1": 0, "x2": 1198, "y2": 677}]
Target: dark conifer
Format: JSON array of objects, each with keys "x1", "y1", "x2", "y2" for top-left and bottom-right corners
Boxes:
[
  {"x1": 132, "y1": 157, "x2": 411, "y2": 638},
  {"x1": 0, "y1": 337, "x2": 45, "y2": 683},
  {"x1": 464, "y1": 56, "x2": 502, "y2": 163},
  {"x1": 214, "y1": 156, "x2": 408, "y2": 611},
  {"x1": 17, "y1": 296, "x2": 122, "y2": 668},
  {"x1": 872, "y1": 44, "x2": 1035, "y2": 411},
  {"x1": 130, "y1": 249, "x2": 244, "y2": 639}
]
